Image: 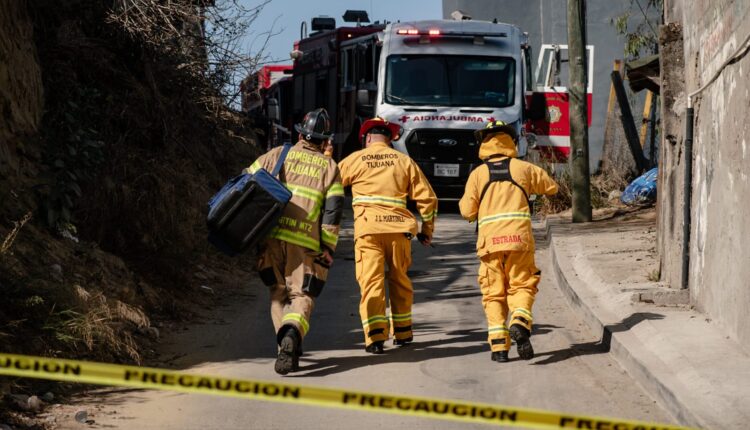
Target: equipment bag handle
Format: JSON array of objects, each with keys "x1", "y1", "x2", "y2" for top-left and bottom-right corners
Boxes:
[{"x1": 271, "y1": 143, "x2": 293, "y2": 178}]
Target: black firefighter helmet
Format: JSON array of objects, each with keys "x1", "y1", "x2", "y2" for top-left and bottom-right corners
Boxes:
[
  {"x1": 474, "y1": 120, "x2": 518, "y2": 144},
  {"x1": 295, "y1": 108, "x2": 333, "y2": 142}
]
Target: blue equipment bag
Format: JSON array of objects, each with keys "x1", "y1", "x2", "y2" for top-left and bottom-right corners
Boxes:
[
  {"x1": 206, "y1": 144, "x2": 293, "y2": 256},
  {"x1": 621, "y1": 167, "x2": 658, "y2": 206}
]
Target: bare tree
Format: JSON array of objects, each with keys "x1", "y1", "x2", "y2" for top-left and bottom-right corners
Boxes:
[{"x1": 107, "y1": 0, "x2": 279, "y2": 106}]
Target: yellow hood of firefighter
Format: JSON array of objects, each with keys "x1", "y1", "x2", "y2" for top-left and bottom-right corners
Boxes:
[{"x1": 478, "y1": 134, "x2": 517, "y2": 160}]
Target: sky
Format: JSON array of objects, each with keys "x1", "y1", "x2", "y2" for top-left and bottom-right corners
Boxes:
[{"x1": 239, "y1": 0, "x2": 442, "y2": 64}]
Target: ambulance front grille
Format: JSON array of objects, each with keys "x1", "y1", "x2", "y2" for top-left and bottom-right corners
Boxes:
[{"x1": 404, "y1": 129, "x2": 481, "y2": 164}]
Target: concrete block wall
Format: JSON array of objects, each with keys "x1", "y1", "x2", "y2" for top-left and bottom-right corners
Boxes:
[
  {"x1": 662, "y1": 0, "x2": 750, "y2": 346},
  {"x1": 656, "y1": 21, "x2": 686, "y2": 294}
]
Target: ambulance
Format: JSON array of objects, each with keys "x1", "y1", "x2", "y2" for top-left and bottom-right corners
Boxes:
[{"x1": 363, "y1": 20, "x2": 593, "y2": 198}]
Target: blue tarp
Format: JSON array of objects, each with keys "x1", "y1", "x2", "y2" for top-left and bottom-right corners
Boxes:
[{"x1": 621, "y1": 167, "x2": 658, "y2": 206}]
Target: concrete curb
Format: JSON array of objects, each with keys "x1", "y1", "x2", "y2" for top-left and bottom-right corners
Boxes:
[{"x1": 547, "y1": 225, "x2": 708, "y2": 429}]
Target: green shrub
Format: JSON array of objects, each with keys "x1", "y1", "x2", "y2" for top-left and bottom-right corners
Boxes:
[{"x1": 39, "y1": 86, "x2": 105, "y2": 232}]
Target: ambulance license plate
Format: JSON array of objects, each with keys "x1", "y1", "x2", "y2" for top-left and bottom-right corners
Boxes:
[{"x1": 434, "y1": 163, "x2": 459, "y2": 177}]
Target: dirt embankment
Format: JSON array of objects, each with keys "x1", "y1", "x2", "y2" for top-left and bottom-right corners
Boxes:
[{"x1": 1, "y1": 0, "x2": 261, "y2": 423}]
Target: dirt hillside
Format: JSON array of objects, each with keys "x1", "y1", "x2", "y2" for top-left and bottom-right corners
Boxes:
[{"x1": 1, "y1": 0, "x2": 262, "y2": 422}]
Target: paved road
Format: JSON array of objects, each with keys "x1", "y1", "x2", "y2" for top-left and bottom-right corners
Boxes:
[{"x1": 55, "y1": 214, "x2": 673, "y2": 429}]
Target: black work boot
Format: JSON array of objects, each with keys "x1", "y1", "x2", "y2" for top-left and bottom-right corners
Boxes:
[
  {"x1": 509, "y1": 324, "x2": 534, "y2": 360},
  {"x1": 491, "y1": 351, "x2": 509, "y2": 363},
  {"x1": 365, "y1": 340, "x2": 385, "y2": 354},
  {"x1": 275, "y1": 326, "x2": 301, "y2": 375},
  {"x1": 394, "y1": 336, "x2": 413, "y2": 346}
]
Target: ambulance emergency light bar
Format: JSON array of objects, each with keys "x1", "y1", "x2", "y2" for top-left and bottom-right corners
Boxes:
[{"x1": 396, "y1": 29, "x2": 507, "y2": 38}]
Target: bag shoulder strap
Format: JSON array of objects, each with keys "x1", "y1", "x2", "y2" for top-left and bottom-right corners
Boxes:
[
  {"x1": 271, "y1": 143, "x2": 293, "y2": 178},
  {"x1": 475, "y1": 157, "x2": 532, "y2": 233},
  {"x1": 477, "y1": 158, "x2": 532, "y2": 211}
]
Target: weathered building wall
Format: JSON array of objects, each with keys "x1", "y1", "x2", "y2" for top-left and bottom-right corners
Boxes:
[
  {"x1": 0, "y1": 0, "x2": 43, "y2": 177},
  {"x1": 662, "y1": 0, "x2": 750, "y2": 345},
  {"x1": 656, "y1": 21, "x2": 685, "y2": 300}
]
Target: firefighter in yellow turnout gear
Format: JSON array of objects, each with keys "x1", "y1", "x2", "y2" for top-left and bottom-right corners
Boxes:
[
  {"x1": 339, "y1": 118, "x2": 438, "y2": 354},
  {"x1": 245, "y1": 109, "x2": 344, "y2": 375},
  {"x1": 459, "y1": 121, "x2": 558, "y2": 363}
]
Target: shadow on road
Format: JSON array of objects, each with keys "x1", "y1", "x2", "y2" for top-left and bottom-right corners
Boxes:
[
  {"x1": 531, "y1": 312, "x2": 664, "y2": 365},
  {"x1": 532, "y1": 323, "x2": 561, "y2": 336},
  {"x1": 297, "y1": 320, "x2": 565, "y2": 377},
  {"x1": 291, "y1": 327, "x2": 488, "y2": 377}
]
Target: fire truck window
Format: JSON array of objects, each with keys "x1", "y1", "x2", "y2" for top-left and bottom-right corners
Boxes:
[
  {"x1": 304, "y1": 73, "x2": 316, "y2": 111},
  {"x1": 294, "y1": 76, "x2": 303, "y2": 111},
  {"x1": 340, "y1": 50, "x2": 348, "y2": 86},
  {"x1": 354, "y1": 48, "x2": 365, "y2": 84},
  {"x1": 345, "y1": 50, "x2": 354, "y2": 87},
  {"x1": 327, "y1": 68, "x2": 336, "y2": 117},
  {"x1": 538, "y1": 47, "x2": 592, "y2": 91},
  {"x1": 364, "y1": 44, "x2": 374, "y2": 83},
  {"x1": 316, "y1": 74, "x2": 328, "y2": 110},
  {"x1": 557, "y1": 61, "x2": 569, "y2": 89},
  {"x1": 536, "y1": 49, "x2": 554, "y2": 88},
  {"x1": 386, "y1": 55, "x2": 515, "y2": 108}
]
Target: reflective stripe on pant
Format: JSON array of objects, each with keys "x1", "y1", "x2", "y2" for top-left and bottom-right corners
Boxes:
[
  {"x1": 355, "y1": 233, "x2": 413, "y2": 346},
  {"x1": 258, "y1": 238, "x2": 320, "y2": 341},
  {"x1": 477, "y1": 250, "x2": 540, "y2": 352}
]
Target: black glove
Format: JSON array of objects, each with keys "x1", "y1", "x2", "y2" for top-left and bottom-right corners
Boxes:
[{"x1": 417, "y1": 233, "x2": 433, "y2": 247}]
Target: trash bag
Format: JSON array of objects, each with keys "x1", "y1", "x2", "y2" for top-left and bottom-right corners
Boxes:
[{"x1": 621, "y1": 167, "x2": 658, "y2": 206}]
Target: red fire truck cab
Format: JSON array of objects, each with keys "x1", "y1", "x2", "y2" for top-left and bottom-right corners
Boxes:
[{"x1": 288, "y1": 14, "x2": 385, "y2": 158}]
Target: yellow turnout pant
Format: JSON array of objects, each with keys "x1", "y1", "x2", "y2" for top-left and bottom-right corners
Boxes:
[
  {"x1": 478, "y1": 250, "x2": 540, "y2": 352},
  {"x1": 355, "y1": 233, "x2": 413, "y2": 346}
]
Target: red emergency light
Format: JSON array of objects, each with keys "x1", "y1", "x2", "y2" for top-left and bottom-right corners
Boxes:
[
  {"x1": 397, "y1": 29, "x2": 420, "y2": 35},
  {"x1": 396, "y1": 28, "x2": 507, "y2": 38}
]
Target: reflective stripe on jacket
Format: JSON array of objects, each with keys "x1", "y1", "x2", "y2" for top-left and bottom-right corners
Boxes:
[
  {"x1": 459, "y1": 134, "x2": 558, "y2": 255},
  {"x1": 245, "y1": 140, "x2": 343, "y2": 252},
  {"x1": 339, "y1": 142, "x2": 438, "y2": 238}
]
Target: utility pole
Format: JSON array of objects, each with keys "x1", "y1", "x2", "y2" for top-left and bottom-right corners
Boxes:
[{"x1": 567, "y1": 0, "x2": 592, "y2": 222}]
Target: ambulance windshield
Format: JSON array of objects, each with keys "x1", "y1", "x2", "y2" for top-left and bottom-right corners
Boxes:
[{"x1": 385, "y1": 55, "x2": 515, "y2": 107}]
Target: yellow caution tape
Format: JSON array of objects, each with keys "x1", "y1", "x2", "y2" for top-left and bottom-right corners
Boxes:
[{"x1": 0, "y1": 353, "x2": 696, "y2": 430}]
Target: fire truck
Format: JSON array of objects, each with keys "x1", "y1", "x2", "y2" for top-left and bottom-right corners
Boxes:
[
  {"x1": 255, "y1": 11, "x2": 593, "y2": 197},
  {"x1": 240, "y1": 65, "x2": 292, "y2": 113},
  {"x1": 285, "y1": 13, "x2": 386, "y2": 157},
  {"x1": 240, "y1": 65, "x2": 294, "y2": 149}
]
